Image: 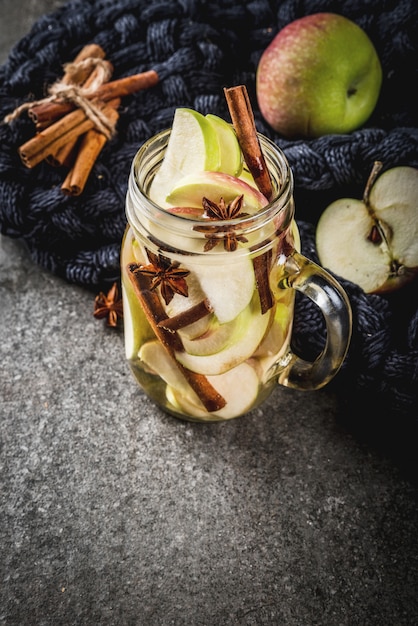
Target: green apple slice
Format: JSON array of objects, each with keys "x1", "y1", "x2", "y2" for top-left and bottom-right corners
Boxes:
[
  {"x1": 149, "y1": 108, "x2": 221, "y2": 208},
  {"x1": 167, "y1": 362, "x2": 260, "y2": 420},
  {"x1": 165, "y1": 170, "x2": 269, "y2": 211},
  {"x1": 205, "y1": 113, "x2": 243, "y2": 177},
  {"x1": 122, "y1": 278, "x2": 156, "y2": 361},
  {"x1": 175, "y1": 293, "x2": 271, "y2": 375},
  {"x1": 139, "y1": 340, "x2": 188, "y2": 390},
  {"x1": 179, "y1": 300, "x2": 252, "y2": 356},
  {"x1": 121, "y1": 230, "x2": 155, "y2": 360}
]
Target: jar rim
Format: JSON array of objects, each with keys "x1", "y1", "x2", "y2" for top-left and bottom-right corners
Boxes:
[{"x1": 126, "y1": 129, "x2": 295, "y2": 257}]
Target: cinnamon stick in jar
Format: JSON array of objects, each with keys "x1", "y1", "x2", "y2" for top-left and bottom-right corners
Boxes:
[
  {"x1": 127, "y1": 265, "x2": 226, "y2": 413},
  {"x1": 224, "y1": 85, "x2": 275, "y2": 313},
  {"x1": 224, "y1": 85, "x2": 273, "y2": 200}
]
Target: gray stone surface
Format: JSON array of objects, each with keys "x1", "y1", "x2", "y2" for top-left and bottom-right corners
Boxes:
[{"x1": 1, "y1": 2, "x2": 418, "y2": 625}]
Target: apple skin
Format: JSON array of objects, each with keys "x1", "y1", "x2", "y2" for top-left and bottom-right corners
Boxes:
[{"x1": 256, "y1": 13, "x2": 383, "y2": 138}]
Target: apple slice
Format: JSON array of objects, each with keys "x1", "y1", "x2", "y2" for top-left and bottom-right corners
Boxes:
[
  {"x1": 165, "y1": 170, "x2": 269, "y2": 212},
  {"x1": 316, "y1": 165, "x2": 418, "y2": 293},
  {"x1": 166, "y1": 362, "x2": 260, "y2": 420},
  {"x1": 139, "y1": 340, "x2": 188, "y2": 390},
  {"x1": 165, "y1": 206, "x2": 205, "y2": 219},
  {"x1": 160, "y1": 270, "x2": 212, "y2": 339},
  {"x1": 192, "y1": 253, "x2": 255, "y2": 323},
  {"x1": 175, "y1": 294, "x2": 271, "y2": 375},
  {"x1": 179, "y1": 298, "x2": 255, "y2": 356},
  {"x1": 205, "y1": 113, "x2": 243, "y2": 177},
  {"x1": 122, "y1": 281, "x2": 156, "y2": 360},
  {"x1": 140, "y1": 340, "x2": 260, "y2": 419},
  {"x1": 149, "y1": 108, "x2": 221, "y2": 208},
  {"x1": 121, "y1": 229, "x2": 155, "y2": 360}
]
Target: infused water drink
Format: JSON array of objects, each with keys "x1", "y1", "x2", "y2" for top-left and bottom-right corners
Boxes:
[{"x1": 121, "y1": 110, "x2": 351, "y2": 421}]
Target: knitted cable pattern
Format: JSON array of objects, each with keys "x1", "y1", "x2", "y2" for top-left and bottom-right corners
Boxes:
[{"x1": 0, "y1": 0, "x2": 417, "y2": 418}]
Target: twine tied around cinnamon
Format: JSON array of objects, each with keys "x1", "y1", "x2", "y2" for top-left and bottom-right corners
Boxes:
[{"x1": 4, "y1": 56, "x2": 116, "y2": 139}]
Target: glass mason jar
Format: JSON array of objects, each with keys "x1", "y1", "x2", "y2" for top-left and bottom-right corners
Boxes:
[{"x1": 121, "y1": 130, "x2": 352, "y2": 422}]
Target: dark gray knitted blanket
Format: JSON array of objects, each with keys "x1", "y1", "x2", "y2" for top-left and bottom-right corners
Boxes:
[{"x1": 0, "y1": 0, "x2": 417, "y2": 419}]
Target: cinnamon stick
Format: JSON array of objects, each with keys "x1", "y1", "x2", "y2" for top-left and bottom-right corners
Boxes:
[
  {"x1": 46, "y1": 134, "x2": 80, "y2": 167},
  {"x1": 61, "y1": 43, "x2": 107, "y2": 86},
  {"x1": 19, "y1": 108, "x2": 92, "y2": 168},
  {"x1": 19, "y1": 98, "x2": 120, "y2": 168},
  {"x1": 127, "y1": 265, "x2": 226, "y2": 413},
  {"x1": 61, "y1": 107, "x2": 119, "y2": 196},
  {"x1": 224, "y1": 85, "x2": 273, "y2": 200},
  {"x1": 27, "y1": 44, "x2": 108, "y2": 126},
  {"x1": 157, "y1": 298, "x2": 213, "y2": 331},
  {"x1": 252, "y1": 249, "x2": 274, "y2": 314},
  {"x1": 224, "y1": 85, "x2": 275, "y2": 313}
]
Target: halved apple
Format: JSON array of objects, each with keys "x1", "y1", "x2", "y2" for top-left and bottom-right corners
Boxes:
[
  {"x1": 166, "y1": 170, "x2": 269, "y2": 212},
  {"x1": 316, "y1": 165, "x2": 418, "y2": 293},
  {"x1": 149, "y1": 108, "x2": 221, "y2": 208}
]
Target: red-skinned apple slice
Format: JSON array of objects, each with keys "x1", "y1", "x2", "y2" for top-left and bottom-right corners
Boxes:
[
  {"x1": 165, "y1": 206, "x2": 205, "y2": 218},
  {"x1": 165, "y1": 170, "x2": 269, "y2": 212}
]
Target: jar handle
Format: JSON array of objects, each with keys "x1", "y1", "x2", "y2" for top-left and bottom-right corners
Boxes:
[{"x1": 277, "y1": 251, "x2": 352, "y2": 390}]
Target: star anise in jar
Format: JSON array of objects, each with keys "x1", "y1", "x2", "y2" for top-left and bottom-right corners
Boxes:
[
  {"x1": 93, "y1": 282, "x2": 124, "y2": 327},
  {"x1": 130, "y1": 250, "x2": 190, "y2": 305},
  {"x1": 193, "y1": 195, "x2": 249, "y2": 252}
]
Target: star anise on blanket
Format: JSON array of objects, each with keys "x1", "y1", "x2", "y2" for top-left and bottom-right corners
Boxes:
[
  {"x1": 130, "y1": 250, "x2": 190, "y2": 305},
  {"x1": 193, "y1": 195, "x2": 249, "y2": 252},
  {"x1": 93, "y1": 281, "x2": 124, "y2": 327}
]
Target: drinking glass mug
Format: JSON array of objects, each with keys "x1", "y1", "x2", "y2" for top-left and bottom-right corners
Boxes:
[{"x1": 121, "y1": 130, "x2": 352, "y2": 422}]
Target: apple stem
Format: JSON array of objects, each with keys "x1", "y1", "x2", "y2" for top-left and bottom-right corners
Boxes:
[{"x1": 363, "y1": 160, "x2": 383, "y2": 206}]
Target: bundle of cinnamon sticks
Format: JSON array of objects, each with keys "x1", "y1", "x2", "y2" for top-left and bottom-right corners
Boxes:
[{"x1": 6, "y1": 43, "x2": 159, "y2": 196}]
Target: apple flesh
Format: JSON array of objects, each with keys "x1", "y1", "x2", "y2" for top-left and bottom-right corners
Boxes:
[
  {"x1": 149, "y1": 108, "x2": 243, "y2": 207},
  {"x1": 165, "y1": 170, "x2": 269, "y2": 212},
  {"x1": 150, "y1": 108, "x2": 220, "y2": 208},
  {"x1": 140, "y1": 339, "x2": 260, "y2": 419},
  {"x1": 166, "y1": 362, "x2": 260, "y2": 420},
  {"x1": 256, "y1": 12, "x2": 382, "y2": 138},
  {"x1": 175, "y1": 293, "x2": 271, "y2": 375},
  {"x1": 316, "y1": 165, "x2": 418, "y2": 293}
]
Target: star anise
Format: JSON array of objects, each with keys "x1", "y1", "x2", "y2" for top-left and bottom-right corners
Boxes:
[
  {"x1": 193, "y1": 195, "x2": 249, "y2": 252},
  {"x1": 130, "y1": 250, "x2": 190, "y2": 305},
  {"x1": 93, "y1": 281, "x2": 124, "y2": 327}
]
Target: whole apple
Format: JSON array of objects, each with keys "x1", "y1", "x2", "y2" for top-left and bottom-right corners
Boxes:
[{"x1": 256, "y1": 13, "x2": 383, "y2": 138}]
